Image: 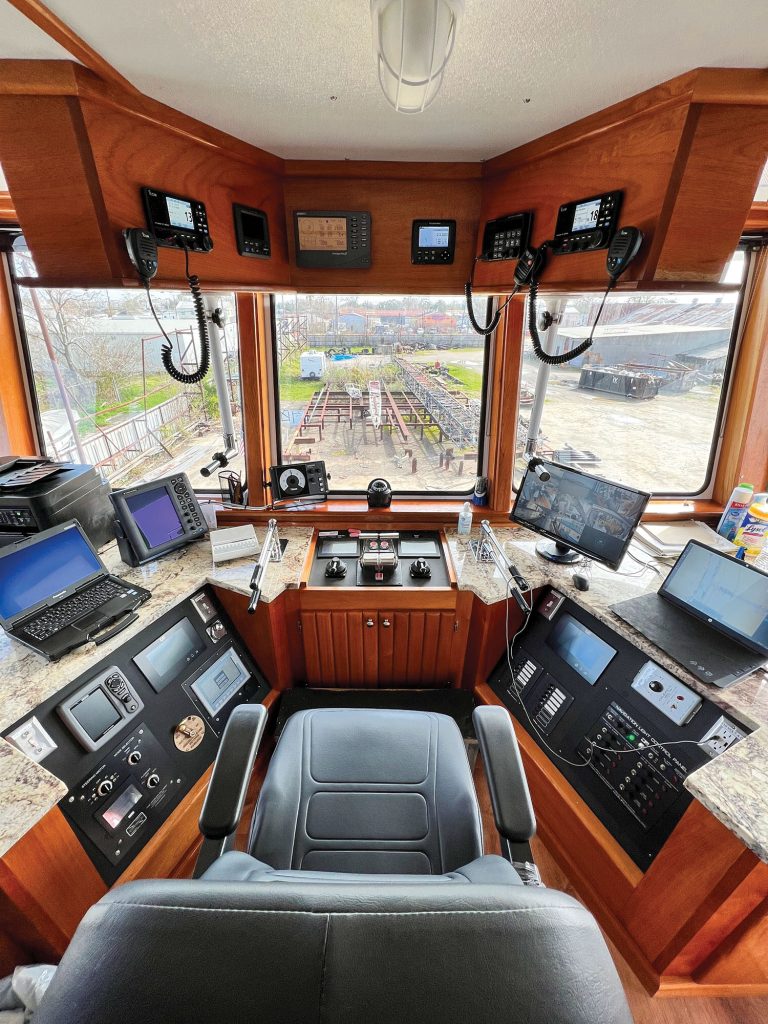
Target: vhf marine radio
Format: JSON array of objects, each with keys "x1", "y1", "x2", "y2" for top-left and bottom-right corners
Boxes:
[
  {"x1": 551, "y1": 190, "x2": 622, "y2": 254},
  {"x1": 142, "y1": 187, "x2": 213, "y2": 252}
]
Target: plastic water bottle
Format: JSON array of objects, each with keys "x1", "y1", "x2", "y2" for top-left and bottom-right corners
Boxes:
[
  {"x1": 717, "y1": 482, "x2": 753, "y2": 541},
  {"x1": 457, "y1": 501, "x2": 473, "y2": 536}
]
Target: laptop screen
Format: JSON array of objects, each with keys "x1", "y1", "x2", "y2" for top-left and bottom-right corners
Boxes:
[
  {"x1": 0, "y1": 524, "x2": 102, "y2": 622},
  {"x1": 124, "y1": 485, "x2": 184, "y2": 549},
  {"x1": 660, "y1": 541, "x2": 768, "y2": 657}
]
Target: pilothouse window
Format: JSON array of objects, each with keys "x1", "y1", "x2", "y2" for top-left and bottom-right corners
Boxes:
[
  {"x1": 516, "y1": 285, "x2": 743, "y2": 496},
  {"x1": 272, "y1": 294, "x2": 487, "y2": 494},
  {"x1": 11, "y1": 249, "x2": 244, "y2": 489}
]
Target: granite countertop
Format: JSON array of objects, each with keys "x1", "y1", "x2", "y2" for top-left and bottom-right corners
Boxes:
[
  {"x1": 0, "y1": 526, "x2": 312, "y2": 858},
  {"x1": 2, "y1": 522, "x2": 767, "y2": 867}
]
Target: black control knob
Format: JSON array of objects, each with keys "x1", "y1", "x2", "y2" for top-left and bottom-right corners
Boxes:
[
  {"x1": 97, "y1": 779, "x2": 114, "y2": 797},
  {"x1": 146, "y1": 773, "x2": 160, "y2": 790},
  {"x1": 127, "y1": 751, "x2": 142, "y2": 766},
  {"x1": 410, "y1": 558, "x2": 432, "y2": 579},
  {"x1": 325, "y1": 557, "x2": 347, "y2": 579}
]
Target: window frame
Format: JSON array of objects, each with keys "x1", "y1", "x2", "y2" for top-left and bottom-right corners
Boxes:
[
  {"x1": 267, "y1": 292, "x2": 497, "y2": 500},
  {"x1": 8, "y1": 250, "x2": 243, "y2": 494},
  {"x1": 509, "y1": 260, "x2": 751, "y2": 502}
]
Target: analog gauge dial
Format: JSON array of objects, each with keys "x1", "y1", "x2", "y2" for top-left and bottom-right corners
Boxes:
[{"x1": 173, "y1": 715, "x2": 205, "y2": 752}]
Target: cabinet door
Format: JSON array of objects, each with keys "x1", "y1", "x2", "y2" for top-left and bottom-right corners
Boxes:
[
  {"x1": 300, "y1": 610, "x2": 378, "y2": 687},
  {"x1": 378, "y1": 610, "x2": 460, "y2": 687}
]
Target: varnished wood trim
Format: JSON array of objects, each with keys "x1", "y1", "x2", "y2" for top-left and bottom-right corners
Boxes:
[
  {"x1": 745, "y1": 202, "x2": 768, "y2": 232},
  {"x1": 0, "y1": 60, "x2": 284, "y2": 174},
  {"x1": 7, "y1": 1, "x2": 140, "y2": 95},
  {"x1": 0, "y1": 256, "x2": 36, "y2": 453},
  {"x1": 284, "y1": 160, "x2": 483, "y2": 181},
  {"x1": 483, "y1": 68, "x2": 768, "y2": 177},
  {"x1": 0, "y1": 192, "x2": 17, "y2": 223}
]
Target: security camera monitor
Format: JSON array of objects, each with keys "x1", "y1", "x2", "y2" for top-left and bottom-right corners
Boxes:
[{"x1": 511, "y1": 460, "x2": 649, "y2": 570}]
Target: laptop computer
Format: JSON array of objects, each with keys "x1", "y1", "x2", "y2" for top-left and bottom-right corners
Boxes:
[
  {"x1": 0, "y1": 521, "x2": 151, "y2": 661},
  {"x1": 611, "y1": 540, "x2": 768, "y2": 688}
]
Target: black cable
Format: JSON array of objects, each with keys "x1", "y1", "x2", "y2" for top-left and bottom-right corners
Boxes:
[
  {"x1": 465, "y1": 257, "x2": 519, "y2": 336},
  {"x1": 528, "y1": 277, "x2": 614, "y2": 366},
  {"x1": 159, "y1": 245, "x2": 211, "y2": 384}
]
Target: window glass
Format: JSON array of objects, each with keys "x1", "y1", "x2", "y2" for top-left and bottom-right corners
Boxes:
[
  {"x1": 273, "y1": 294, "x2": 486, "y2": 493},
  {"x1": 515, "y1": 288, "x2": 741, "y2": 496},
  {"x1": 755, "y1": 161, "x2": 768, "y2": 203},
  {"x1": 12, "y1": 249, "x2": 243, "y2": 489}
]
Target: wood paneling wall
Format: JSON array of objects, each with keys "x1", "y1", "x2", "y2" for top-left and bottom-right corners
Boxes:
[
  {"x1": 0, "y1": 62, "x2": 765, "y2": 293},
  {"x1": 283, "y1": 162, "x2": 482, "y2": 294}
]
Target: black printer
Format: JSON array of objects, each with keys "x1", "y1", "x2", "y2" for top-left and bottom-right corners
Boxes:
[{"x1": 0, "y1": 457, "x2": 114, "y2": 549}]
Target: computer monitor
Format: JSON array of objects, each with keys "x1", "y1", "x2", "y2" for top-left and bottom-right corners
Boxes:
[
  {"x1": 660, "y1": 540, "x2": 768, "y2": 657},
  {"x1": 510, "y1": 460, "x2": 649, "y2": 570}
]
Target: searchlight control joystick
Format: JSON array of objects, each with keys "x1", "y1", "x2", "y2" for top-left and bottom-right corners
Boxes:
[
  {"x1": 325, "y1": 557, "x2": 348, "y2": 580},
  {"x1": 410, "y1": 558, "x2": 432, "y2": 579}
]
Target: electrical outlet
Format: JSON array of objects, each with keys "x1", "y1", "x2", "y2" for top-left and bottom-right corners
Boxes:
[{"x1": 699, "y1": 716, "x2": 748, "y2": 758}]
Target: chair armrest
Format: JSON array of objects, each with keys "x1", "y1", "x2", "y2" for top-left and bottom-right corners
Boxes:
[
  {"x1": 199, "y1": 703, "x2": 268, "y2": 840},
  {"x1": 473, "y1": 706, "x2": 536, "y2": 843}
]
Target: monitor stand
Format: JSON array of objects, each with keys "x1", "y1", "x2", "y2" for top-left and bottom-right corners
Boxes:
[{"x1": 536, "y1": 539, "x2": 581, "y2": 565}]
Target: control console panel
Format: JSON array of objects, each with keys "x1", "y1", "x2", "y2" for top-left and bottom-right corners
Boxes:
[
  {"x1": 488, "y1": 589, "x2": 750, "y2": 869},
  {"x1": 3, "y1": 587, "x2": 269, "y2": 883},
  {"x1": 309, "y1": 530, "x2": 451, "y2": 589}
]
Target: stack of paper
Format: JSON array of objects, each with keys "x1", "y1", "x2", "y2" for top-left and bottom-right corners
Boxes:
[{"x1": 633, "y1": 520, "x2": 737, "y2": 559}]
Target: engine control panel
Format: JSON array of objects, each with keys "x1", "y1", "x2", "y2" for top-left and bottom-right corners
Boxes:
[
  {"x1": 308, "y1": 530, "x2": 451, "y2": 589},
  {"x1": 488, "y1": 589, "x2": 750, "y2": 870},
  {"x1": 3, "y1": 587, "x2": 269, "y2": 883}
]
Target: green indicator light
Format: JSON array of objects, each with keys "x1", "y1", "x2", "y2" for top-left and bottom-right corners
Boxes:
[{"x1": 627, "y1": 733, "x2": 637, "y2": 742}]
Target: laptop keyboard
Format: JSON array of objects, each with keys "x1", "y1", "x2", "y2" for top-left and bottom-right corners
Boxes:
[{"x1": 22, "y1": 579, "x2": 128, "y2": 641}]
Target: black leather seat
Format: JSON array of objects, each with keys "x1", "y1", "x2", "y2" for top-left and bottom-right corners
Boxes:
[
  {"x1": 36, "y1": 876, "x2": 634, "y2": 1024},
  {"x1": 248, "y1": 707, "x2": 486, "y2": 875},
  {"x1": 34, "y1": 705, "x2": 634, "y2": 1023}
]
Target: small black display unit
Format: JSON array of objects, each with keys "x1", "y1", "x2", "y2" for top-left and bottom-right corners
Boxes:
[
  {"x1": 294, "y1": 211, "x2": 371, "y2": 268},
  {"x1": 551, "y1": 191, "x2": 622, "y2": 254},
  {"x1": 269, "y1": 461, "x2": 328, "y2": 502},
  {"x1": 233, "y1": 203, "x2": 271, "y2": 258},
  {"x1": 411, "y1": 219, "x2": 456, "y2": 264},
  {"x1": 511, "y1": 459, "x2": 649, "y2": 570},
  {"x1": 142, "y1": 187, "x2": 213, "y2": 252},
  {"x1": 480, "y1": 211, "x2": 533, "y2": 261},
  {"x1": 110, "y1": 473, "x2": 208, "y2": 567}
]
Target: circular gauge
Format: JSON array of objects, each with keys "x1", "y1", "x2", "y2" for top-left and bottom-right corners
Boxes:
[
  {"x1": 278, "y1": 467, "x2": 306, "y2": 495},
  {"x1": 173, "y1": 715, "x2": 205, "y2": 752}
]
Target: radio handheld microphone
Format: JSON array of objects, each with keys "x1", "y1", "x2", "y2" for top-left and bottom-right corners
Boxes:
[{"x1": 606, "y1": 226, "x2": 643, "y2": 282}]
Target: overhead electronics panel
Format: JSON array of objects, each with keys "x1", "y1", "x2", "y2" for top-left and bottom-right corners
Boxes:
[{"x1": 294, "y1": 211, "x2": 372, "y2": 269}]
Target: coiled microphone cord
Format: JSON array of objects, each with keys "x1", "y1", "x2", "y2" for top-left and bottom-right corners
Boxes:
[{"x1": 158, "y1": 245, "x2": 211, "y2": 384}]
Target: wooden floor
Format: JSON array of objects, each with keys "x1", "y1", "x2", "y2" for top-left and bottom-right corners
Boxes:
[{"x1": 472, "y1": 760, "x2": 768, "y2": 1024}]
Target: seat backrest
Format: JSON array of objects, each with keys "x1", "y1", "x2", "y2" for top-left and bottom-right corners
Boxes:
[{"x1": 36, "y1": 878, "x2": 633, "y2": 1024}]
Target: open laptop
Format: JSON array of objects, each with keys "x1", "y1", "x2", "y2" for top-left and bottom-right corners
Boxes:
[
  {"x1": 0, "y1": 521, "x2": 151, "y2": 661},
  {"x1": 612, "y1": 540, "x2": 768, "y2": 688}
]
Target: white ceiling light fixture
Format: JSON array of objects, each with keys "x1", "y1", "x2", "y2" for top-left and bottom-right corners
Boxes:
[{"x1": 371, "y1": 0, "x2": 464, "y2": 115}]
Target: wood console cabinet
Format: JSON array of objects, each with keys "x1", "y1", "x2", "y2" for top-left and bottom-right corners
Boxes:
[{"x1": 297, "y1": 592, "x2": 468, "y2": 688}]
